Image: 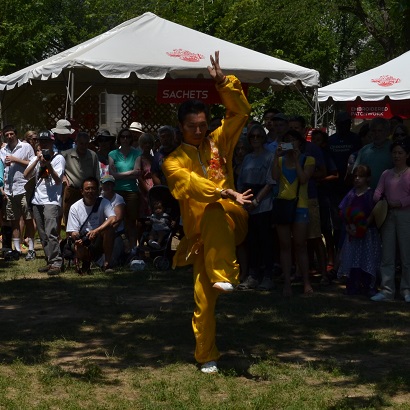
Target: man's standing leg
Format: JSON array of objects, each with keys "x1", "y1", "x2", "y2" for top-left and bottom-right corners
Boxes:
[
  {"x1": 44, "y1": 204, "x2": 63, "y2": 272},
  {"x1": 193, "y1": 201, "x2": 248, "y2": 371},
  {"x1": 192, "y1": 254, "x2": 220, "y2": 365}
]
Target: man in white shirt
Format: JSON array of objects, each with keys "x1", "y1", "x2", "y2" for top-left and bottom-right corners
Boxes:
[
  {"x1": 66, "y1": 176, "x2": 116, "y2": 274},
  {"x1": 24, "y1": 130, "x2": 66, "y2": 275},
  {"x1": 0, "y1": 125, "x2": 35, "y2": 260}
]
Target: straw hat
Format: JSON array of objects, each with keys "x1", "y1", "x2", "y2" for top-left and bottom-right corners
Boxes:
[
  {"x1": 129, "y1": 122, "x2": 143, "y2": 133},
  {"x1": 372, "y1": 199, "x2": 388, "y2": 229}
]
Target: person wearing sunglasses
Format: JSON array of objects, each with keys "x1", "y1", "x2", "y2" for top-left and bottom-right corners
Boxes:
[
  {"x1": 108, "y1": 128, "x2": 140, "y2": 253},
  {"x1": 392, "y1": 124, "x2": 409, "y2": 142}
]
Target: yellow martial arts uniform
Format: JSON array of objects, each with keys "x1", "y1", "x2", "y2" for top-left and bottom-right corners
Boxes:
[{"x1": 163, "y1": 75, "x2": 251, "y2": 364}]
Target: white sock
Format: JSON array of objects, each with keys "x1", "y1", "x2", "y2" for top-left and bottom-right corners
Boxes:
[
  {"x1": 13, "y1": 238, "x2": 21, "y2": 252},
  {"x1": 28, "y1": 238, "x2": 35, "y2": 251}
]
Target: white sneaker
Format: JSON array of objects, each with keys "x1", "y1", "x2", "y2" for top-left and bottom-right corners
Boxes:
[
  {"x1": 404, "y1": 294, "x2": 410, "y2": 303},
  {"x1": 237, "y1": 276, "x2": 259, "y2": 290},
  {"x1": 370, "y1": 292, "x2": 391, "y2": 302},
  {"x1": 200, "y1": 361, "x2": 218, "y2": 374},
  {"x1": 212, "y1": 282, "x2": 234, "y2": 292},
  {"x1": 257, "y1": 277, "x2": 274, "y2": 291}
]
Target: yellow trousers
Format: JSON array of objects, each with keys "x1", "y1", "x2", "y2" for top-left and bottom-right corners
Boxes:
[{"x1": 192, "y1": 200, "x2": 247, "y2": 364}]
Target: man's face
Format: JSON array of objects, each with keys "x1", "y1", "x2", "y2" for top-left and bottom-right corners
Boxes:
[
  {"x1": 272, "y1": 120, "x2": 289, "y2": 140},
  {"x1": 39, "y1": 139, "x2": 54, "y2": 150},
  {"x1": 289, "y1": 121, "x2": 306, "y2": 138},
  {"x1": 179, "y1": 112, "x2": 208, "y2": 146},
  {"x1": 101, "y1": 181, "x2": 114, "y2": 195},
  {"x1": 158, "y1": 131, "x2": 174, "y2": 150},
  {"x1": 371, "y1": 125, "x2": 389, "y2": 146},
  {"x1": 56, "y1": 133, "x2": 69, "y2": 143},
  {"x1": 81, "y1": 181, "x2": 99, "y2": 203},
  {"x1": 263, "y1": 113, "x2": 275, "y2": 132},
  {"x1": 336, "y1": 120, "x2": 351, "y2": 135},
  {"x1": 76, "y1": 137, "x2": 89, "y2": 155},
  {"x1": 4, "y1": 130, "x2": 17, "y2": 145}
]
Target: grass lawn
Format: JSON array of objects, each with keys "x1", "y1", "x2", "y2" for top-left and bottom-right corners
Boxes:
[{"x1": 1, "y1": 246, "x2": 410, "y2": 409}]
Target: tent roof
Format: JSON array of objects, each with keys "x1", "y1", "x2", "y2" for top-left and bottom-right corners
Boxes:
[
  {"x1": 0, "y1": 12, "x2": 319, "y2": 92},
  {"x1": 318, "y1": 50, "x2": 410, "y2": 102}
]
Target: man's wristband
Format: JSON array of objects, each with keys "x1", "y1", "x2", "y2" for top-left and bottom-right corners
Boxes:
[
  {"x1": 252, "y1": 199, "x2": 259, "y2": 207},
  {"x1": 216, "y1": 76, "x2": 227, "y2": 86}
]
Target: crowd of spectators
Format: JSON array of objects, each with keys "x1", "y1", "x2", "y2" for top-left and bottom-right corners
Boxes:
[{"x1": 1, "y1": 110, "x2": 409, "y2": 303}]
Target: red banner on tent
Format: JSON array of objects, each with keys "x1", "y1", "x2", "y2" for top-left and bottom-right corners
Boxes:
[
  {"x1": 346, "y1": 100, "x2": 410, "y2": 119},
  {"x1": 157, "y1": 78, "x2": 248, "y2": 104}
]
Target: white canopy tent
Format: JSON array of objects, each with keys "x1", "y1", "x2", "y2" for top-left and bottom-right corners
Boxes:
[
  {"x1": 318, "y1": 50, "x2": 410, "y2": 102},
  {"x1": 0, "y1": 12, "x2": 319, "y2": 121}
]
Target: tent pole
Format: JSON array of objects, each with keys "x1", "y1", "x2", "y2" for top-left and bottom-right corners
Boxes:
[
  {"x1": 65, "y1": 71, "x2": 71, "y2": 119},
  {"x1": 70, "y1": 71, "x2": 75, "y2": 119},
  {"x1": 313, "y1": 88, "x2": 318, "y2": 127}
]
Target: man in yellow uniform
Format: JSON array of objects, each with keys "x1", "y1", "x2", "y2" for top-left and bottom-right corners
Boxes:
[{"x1": 162, "y1": 52, "x2": 252, "y2": 373}]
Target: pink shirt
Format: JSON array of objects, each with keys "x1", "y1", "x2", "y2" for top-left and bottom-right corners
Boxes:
[{"x1": 374, "y1": 168, "x2": 410, "y2": 209}]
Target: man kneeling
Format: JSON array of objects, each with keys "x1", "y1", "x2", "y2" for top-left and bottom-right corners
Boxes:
[{"x1": 66, "y1": 176, "x2": 116, "y2": 274}]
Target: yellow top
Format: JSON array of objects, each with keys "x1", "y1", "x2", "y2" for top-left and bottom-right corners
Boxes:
[
  {"x1": 163, "y1": 75, "x2": 251, "y2": 263},
  {"x1": 277, "y1": 155, "x2": 315, "y2": 209}
]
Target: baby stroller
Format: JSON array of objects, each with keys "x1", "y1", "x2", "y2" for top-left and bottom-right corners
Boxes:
[{"x1": 137, "y1": 185, "x2": 180, "y2": 270}]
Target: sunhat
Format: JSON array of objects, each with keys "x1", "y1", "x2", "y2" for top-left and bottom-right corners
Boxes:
[
  {"x1": 372, "y1": 199, "x2": 388, "y2": 229},
  {"x1": 51, "y1": 119, "x2": 74, "y2": 135}
]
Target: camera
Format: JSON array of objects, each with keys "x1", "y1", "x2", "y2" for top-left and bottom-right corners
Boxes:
[
  {"x1": 41, "y1": 149, "x2": 51, "y2": 161},
  {"x1": 80, "y1": 233, "x2": 91, "y2": 247},
  {"x1": 280, "y1": 142, "x2": 293, "y2": 151}
]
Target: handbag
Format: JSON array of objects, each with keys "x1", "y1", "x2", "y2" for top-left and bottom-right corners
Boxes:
[{"x1": 271, "y1": 156, "x2": 306, "y2": 225}]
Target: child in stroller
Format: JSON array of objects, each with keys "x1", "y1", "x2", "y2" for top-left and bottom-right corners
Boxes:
[
  {"x1": 147, "y1": 200, "x2": 173, "y2": 249},
  {"x1": 138, "y1": 185, "x2": 180, "y2": 270}
]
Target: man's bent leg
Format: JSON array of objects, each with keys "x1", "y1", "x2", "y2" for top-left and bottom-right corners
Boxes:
[
  {"x1": 192, "y1": 254, "x2": 220, "y2": 364},
  {"x1": 200, "y1": 202, "x2": 247, "y2": 285}
]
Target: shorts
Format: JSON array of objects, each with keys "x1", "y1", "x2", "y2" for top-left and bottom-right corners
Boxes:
[
  {"x1": 116, "y1": 190, "x2": 139, "y2": 221},
  {"x1": 4, "y1": 193, "x2": 32, "y2": 221},
  {"x1": 307, "y1": 198, "x2": 322, "y2": 239},
  {"x1": 294, "y1": 207, "x2": 309, "y2": 224}
]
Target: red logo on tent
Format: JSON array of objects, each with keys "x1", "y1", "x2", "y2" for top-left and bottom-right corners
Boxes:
[
  {"x1": 371, "y1": 75, "x2": 400, "y2": 87},
  {"x1": 166, "y1": 49, "x2": 205, "y2": 62}
]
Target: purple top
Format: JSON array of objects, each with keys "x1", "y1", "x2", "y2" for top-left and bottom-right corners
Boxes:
[{"x1": 374, "y1": 168, "x2": 410, "y2": 209}]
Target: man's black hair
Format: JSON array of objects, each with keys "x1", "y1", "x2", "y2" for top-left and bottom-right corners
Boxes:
[
  {"x1": 2, "y1": 124, "x2": 17, "y2": 135},
  {"x1": 178, "y1": 100, "x2": 209, "y2": 123},
  {"x1": 81, "y1": 176, "x2": 99, "y2": 190}
]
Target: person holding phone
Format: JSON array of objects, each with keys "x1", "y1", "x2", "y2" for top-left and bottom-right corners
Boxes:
[
  {"x1": 272, "y1": 130, "x2": 316, "y2": 296},
  {"x1": 24, "y1": 130, "x2": 66, "y2": 274}
]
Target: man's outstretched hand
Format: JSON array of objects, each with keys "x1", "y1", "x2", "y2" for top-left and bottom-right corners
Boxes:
[{"x1": 208, "y1": 51, "x2": 225, "y2": 84}]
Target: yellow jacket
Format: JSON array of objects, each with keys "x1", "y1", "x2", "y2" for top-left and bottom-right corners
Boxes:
[{"x1": 163, "y1": 75, "x2": 250, "y2": 264}]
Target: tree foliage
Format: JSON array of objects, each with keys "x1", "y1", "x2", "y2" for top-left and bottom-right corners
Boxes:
[{"x1": 0, "y1": 0, "x2": 408, "y2": 125}]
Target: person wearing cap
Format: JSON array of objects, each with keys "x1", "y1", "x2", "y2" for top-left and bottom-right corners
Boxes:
[
  {"x1": 51, "y1": 119, "x2": 75, "y2": 153},
  {"x1": 129, "y1": 122, "x2": 143, "y2": 152},
  {"x1": 62, "y1": 131, "x2": 101, "y2": 225},
  {"x1": 0, "y1": 125, "x2": 36, "y2": 261},
  {"x1": 100, "y1": 174, "x2": 128, "y2": 263},
  {"x1": 24, "y1": 130, "x2": 66, "y2": 275}
]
